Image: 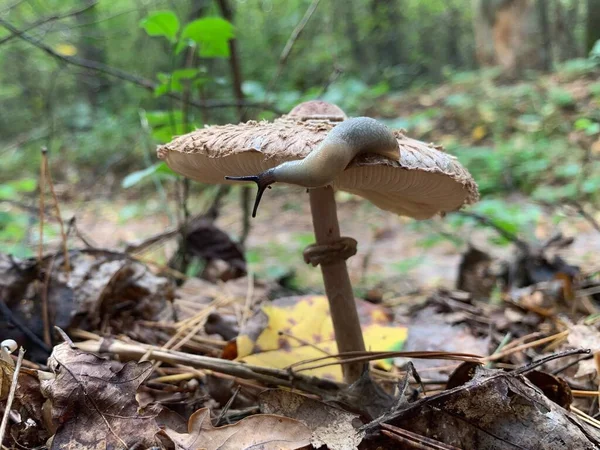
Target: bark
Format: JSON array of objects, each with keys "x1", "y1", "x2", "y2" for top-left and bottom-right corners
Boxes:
[
  {"x1": 473, "y1": 0, "x2": 546, "y2": 76},
  {"x1": 75, "y1": 0, "x2": 108, "y2": 107},
  {"x1": 537, "y1": 0, "x2": 552, "y2": 71},
  {"x1": 553, "y1": 0, "x2": 579, "y2": 61},
  {"x1": 369, "y1": 0, "x2": 404, "y2": 71},
  {"x1": 340, "y1": 0, "x2": 368, "y2": 70},
  {"x1": 587, "y1": 0, "x2": 600, "y2": 53},
  {"x1": 472, "y1": 0, "x2": 496, "y2": 66}
]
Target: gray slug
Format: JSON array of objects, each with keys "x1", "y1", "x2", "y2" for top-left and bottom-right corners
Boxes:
[{"x1": 226, "y1": 117, "x2": 399, "y2": 217}]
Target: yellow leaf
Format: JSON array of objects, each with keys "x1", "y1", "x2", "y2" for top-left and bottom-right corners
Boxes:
[
  {"x1": 55, "y1": 44, "x2": 77, "y2": 56},
  {"x1": 471, "y1": 125, "x2": 487, "y2": 142},
  {"x1": 236, "y1": 295, "x2": 408, "y2": 382}
]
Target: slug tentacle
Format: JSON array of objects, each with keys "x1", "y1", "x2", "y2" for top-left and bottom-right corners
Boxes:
[
  {"x1": 225, "y1": 117, "x2": 398, "y2": 217},
  {"x1": 225, "y1": 168, "x2": 276, "y2": 218}
]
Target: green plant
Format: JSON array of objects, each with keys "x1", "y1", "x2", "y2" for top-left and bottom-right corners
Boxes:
[{"x1": 0, "y1": 178, "x2": 41, "y2": 257}]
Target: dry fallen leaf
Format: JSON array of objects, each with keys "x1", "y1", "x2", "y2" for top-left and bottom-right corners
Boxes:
[
  {"x1": 163, "y1": 407, "x2": 311, "y2": 450},
  {"x1": 40, "y1": 342, "x2": 160, "y2": 450},
  {"x1": 259, "y1": 389, "x2": 364, "y2": 450},
  {"x1": 236, "y1": 295, "x2": 407, "y2": 381}
]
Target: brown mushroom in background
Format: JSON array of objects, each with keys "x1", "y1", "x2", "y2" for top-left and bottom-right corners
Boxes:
[{"x1": 158, "y1": 101, "x2": 479, "y2": 383}]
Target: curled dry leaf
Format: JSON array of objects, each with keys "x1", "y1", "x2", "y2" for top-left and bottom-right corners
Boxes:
[
  {"x1": 40, "y1": 342, "x2": 160, "y2": 450},
  {"x1": 162, "y1": 407, "x2": 311, "y2": 450},
  {"x1": 259, "y1": 389, "x2": 364, "y2": 450},
  {"x1": 390, "y1": 366, "x2": 600, "y2": 449}
]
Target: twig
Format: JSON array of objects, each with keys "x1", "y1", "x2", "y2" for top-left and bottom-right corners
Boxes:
[
  {"x1": 289, "y1": 350, "x2": 482, "y2": 373},
  {"x1": 76, "y1": 338, "x2": 342, "y2": 395},
  {"x1": 0, "y1": 347, "x2": 24, "y2": 448},
  {"x1": 216, "y1": 385, "x2": 241, "y2": 426},
  {"x1": 512, "y1": 348, "x2": 590, "y2": 375},
  {"x1": 266, "y1": 0, "x2": 322, "y2": 93},
  {"x1": 67, "y1": 217, "x2": 98, "y2": 249},
  {"x1": 381, "y1": 423, "x2": 461, "y2": 450},
  {"x1": 0, "y1": 1, "x2": 98, "y2": 45},
  {"x1": 42, "y1": 149, "x2": 70, "y2": 273},
  {"x1": 454, "y1": 211, "x2": 529, "y2": 252},
  {"x1": 38, "y1": 148, "x2": 46, "y2": 263},
  {"x1": 0, "y1": 18, "x2": 280, "y2": 113},
  {"x1": 570, "y1": 201, "x2": 600, "y2": 233},
  {"x1": 484, "y1": 330, "x2": 570, "y2": 362},
  {"x1": 40, "y1": 254, "x2": 57, "y2": 347}
]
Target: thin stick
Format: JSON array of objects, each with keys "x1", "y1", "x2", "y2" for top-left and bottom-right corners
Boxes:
[
  {"x1": 483, "y1": 330, "x2": 569, "y2": 362},
  {"x1": 75, "y1": 339, "x2": 342, "y2": 395},
  {"x1": 40, "y1": 255, "x2": 56, "y2": 347},
  {"x1": 38, "y1": 148, "x2": 46, "y2": 263},
  {"x1": 266, "y1": 0, "x2": 322, "y2": 94},
  {"x1": 0, "y1": 348, "x2": 25, "y2": 447},
  {"x1": 572, "y1": 406, "x2": 600, "y2": 430},
  {"x1": 43, "y1": 150, "x2": 70, "y2": 273},
  {"x1": 573, "y1": 390, "x2": 600, "y2": 398}
]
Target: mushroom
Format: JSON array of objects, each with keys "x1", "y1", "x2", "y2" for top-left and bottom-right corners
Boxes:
[{"x1": 158, "y1": 101, "x2": 479, "y2": 383}]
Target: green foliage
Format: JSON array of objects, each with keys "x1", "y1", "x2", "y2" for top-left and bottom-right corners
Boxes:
[
  {"x1": 391, "y1": 256, "x2": 425, "y2": 275},
  {"x1": 0, "y1": 178, "x2": 39, "y2": 257},
  {"x1": 139, "y1": 11, "x2": 180, "y2": 43},
  {"x1": 0, "y1": 179, "x2": 37, "y2": 199},
  {"x1": 574, "y1": 118, "x2": 600, "y2": 135},
  {"x1": 177, "y1": 17, "x2": 235, "y2": 58},
  {"x1": 549, "y1": 88, "x2": 575, "y2": 108},
  {"x1": 122, "y1": 162, "x2": 176, "y2": 189}
]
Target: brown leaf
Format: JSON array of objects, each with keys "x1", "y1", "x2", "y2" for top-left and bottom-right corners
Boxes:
[
  {"x1": 259, "y1": 389, "x2": 364, "y2": 450},
  {"x1": 163, "y1": 407, "x2": 311, "y2": 450},
  {"x1": 391, "y1": 367, "x2": 600, "y2": 449},
  {"x1": 40, "y1": 343, "x2": 160, "y2": 449}
]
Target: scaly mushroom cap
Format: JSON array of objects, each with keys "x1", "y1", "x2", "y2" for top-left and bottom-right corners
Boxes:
[{"x1": 157, "y1": 103, "x2": 479, "y2": 219}]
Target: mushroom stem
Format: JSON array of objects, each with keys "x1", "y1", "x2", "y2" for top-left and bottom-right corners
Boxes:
[{"x1": 308, "y1": 185, "x2": 366, "y2": 383}]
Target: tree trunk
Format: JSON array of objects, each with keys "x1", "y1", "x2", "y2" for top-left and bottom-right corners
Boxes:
[
  {"x1": 553, "y1": 0, "x2": 579, "y2": 61},
  {"x1": 447, "y1": 8, "x2": 463, "y2": 67},
  {"x1": 473, "y1": 0, "x2": 546, "y2": 76},
  {"x1": 340, "y1": 0, "x2": 368, "y2": 71},
  {"x1": 537, "y1": 0, "x2": 552, "y2": 71},
  {"x1": 472, "y1": 0, "x2": 496, "y2": 66},
  {"x1": 75, "y1": 0, "x2": 108, "y2": 108},
  {"x1": 369, "y1": 0, "x2": 404, "y2": 72},
  {"x1": 587, "y1": 0, "x2": 600, "y2": 53}
]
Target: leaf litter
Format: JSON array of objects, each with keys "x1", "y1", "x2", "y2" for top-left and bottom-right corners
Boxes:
[{"x1": 3, "y1": 166, "x2": 600, "y2": 448}]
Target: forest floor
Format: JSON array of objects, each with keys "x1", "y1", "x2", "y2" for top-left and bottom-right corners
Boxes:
[{"x1": 72, "y1": 189, "x2": 600, "y2": 296}]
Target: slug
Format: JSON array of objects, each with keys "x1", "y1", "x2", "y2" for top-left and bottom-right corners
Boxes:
[{"x1": 226, "y1": 117, "x2": 399, "y2": 217}]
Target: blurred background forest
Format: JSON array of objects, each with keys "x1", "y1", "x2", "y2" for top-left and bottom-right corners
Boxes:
[{"x1": 1, "y1": 0, "x2": 600, "y2": 294}]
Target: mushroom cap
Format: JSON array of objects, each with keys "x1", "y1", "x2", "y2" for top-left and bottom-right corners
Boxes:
[{"x1": 157, "y1": 104, "x2": 479, "y2": 219}]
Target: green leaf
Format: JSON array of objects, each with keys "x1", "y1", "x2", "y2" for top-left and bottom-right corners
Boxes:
[
  {"x1": 122, "y1": 162, "x2": 176, "y2": 188},
  {"x1": 0, "y1": 178, "x2": 37, "y2": 200},
  {"x1": 179, "y1": 17, "x2": 234, "y2": 58},
  {"x1": 143, "y1": 110, "x2": 183, "y2": 127},
  {"x1": 153, "y1": 69, "x2": 200, "y2": 96},
  {"x1": 140, "y1": 10, "x2": 179, "y2": 43}
]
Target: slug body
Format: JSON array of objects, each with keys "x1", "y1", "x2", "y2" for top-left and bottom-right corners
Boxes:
[
  {"x1": 271, "y1": 117, "x2": 399, "y2": 188},
  {"x1": 226, "y1": 117, "x2": 399, "y2": 217}
]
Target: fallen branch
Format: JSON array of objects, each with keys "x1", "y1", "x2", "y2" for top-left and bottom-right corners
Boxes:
[{"x1": 75, "y1": 338, "x2": 342, "y2": 396}]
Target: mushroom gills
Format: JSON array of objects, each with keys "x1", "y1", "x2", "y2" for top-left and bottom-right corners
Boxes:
[{"x1": 225, "y1": 117, "x2": 399, "y2": 218}]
